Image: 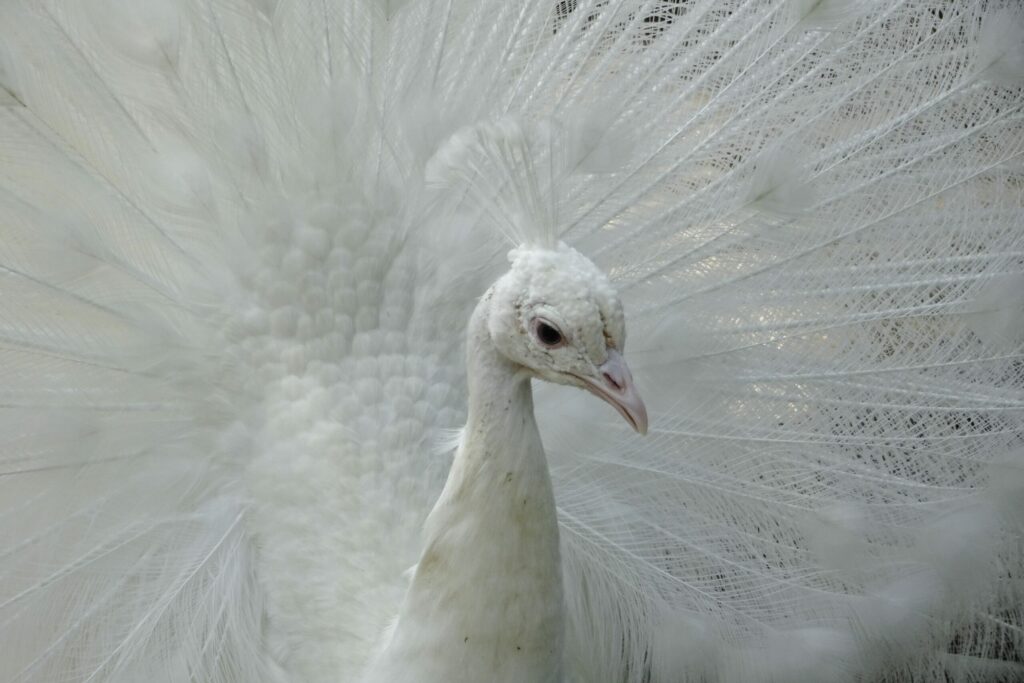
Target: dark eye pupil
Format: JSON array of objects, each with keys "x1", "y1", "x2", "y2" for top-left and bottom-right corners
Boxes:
[{"x1": 537, "y1": 322, "x2": 562, "y2": 346}]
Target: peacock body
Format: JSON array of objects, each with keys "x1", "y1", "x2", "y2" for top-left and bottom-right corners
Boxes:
[{"x1": 0, "y1": 1, "x2": 1022, "y2": 682}]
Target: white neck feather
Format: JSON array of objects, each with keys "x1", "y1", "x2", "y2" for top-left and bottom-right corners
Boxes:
[{"x1": 363, "y1": 290, "x2": 564, "y2": 683}]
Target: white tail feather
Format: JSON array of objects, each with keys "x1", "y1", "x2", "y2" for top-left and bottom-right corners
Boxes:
[{"x1": 0, "y1": 1, "x2": 1021, "y2": 682}]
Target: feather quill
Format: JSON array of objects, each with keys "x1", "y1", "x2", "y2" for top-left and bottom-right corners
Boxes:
[{"x1": 0, "y1": 1, "x2": 1021, "y2": 682}]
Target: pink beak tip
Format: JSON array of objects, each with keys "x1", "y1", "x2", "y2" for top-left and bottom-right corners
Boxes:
[{"x1": 586, "y1": 350, "x2": 649, "y2": 435}]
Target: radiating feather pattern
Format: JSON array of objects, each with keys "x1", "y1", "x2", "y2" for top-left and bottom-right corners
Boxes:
[{"x1": 0, "y1": 1, "x2": 1020, "y2": 682}]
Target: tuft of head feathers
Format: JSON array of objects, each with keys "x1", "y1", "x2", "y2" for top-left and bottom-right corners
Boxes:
[
  {"x1": 425, "y1": 116, "x2": 632, "y2": 249},
  {"x1": 426, "y1": 118, "x2": 560, "y2": 248}
]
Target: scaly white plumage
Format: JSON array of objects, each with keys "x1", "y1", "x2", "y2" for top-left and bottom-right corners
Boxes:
[{"x1": 0, "y1": 1, "x2": 1022, "y2": 682}]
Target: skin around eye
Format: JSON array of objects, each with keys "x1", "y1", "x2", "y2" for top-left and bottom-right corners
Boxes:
[{"x1": 533, "y1": 319, "x2": 564, "y2": 348}]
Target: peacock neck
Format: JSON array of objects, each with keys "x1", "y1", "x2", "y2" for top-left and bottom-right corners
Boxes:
[
  {"x1": 462, "y1": 290, "x2": 538, "y2": 458},
  {"x1": 364, "y1": 290, "x2": 564, "y2": 683}
]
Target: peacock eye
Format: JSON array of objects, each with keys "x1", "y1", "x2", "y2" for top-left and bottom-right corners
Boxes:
[{"x1": 533, "y1": 319, "x2": 565, "y2": 348}]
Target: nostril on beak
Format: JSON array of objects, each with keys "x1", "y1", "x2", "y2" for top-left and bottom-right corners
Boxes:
[{"x1": 603, "y1": 371, "x2": 623, "y2": 392}]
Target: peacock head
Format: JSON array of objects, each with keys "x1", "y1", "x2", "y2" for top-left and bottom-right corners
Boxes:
[{"x1": 487, "y1": 243, "x2": 648, "y2": 434}]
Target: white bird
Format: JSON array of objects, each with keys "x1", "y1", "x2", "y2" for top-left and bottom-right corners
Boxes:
[{"x1": 0, "y1": 1, "x2": 1021, "y2": 682}]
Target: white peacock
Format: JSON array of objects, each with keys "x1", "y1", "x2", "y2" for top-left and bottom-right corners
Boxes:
[{"x1": 0, "y1": 1, "x2": 1021, "y2": 682}]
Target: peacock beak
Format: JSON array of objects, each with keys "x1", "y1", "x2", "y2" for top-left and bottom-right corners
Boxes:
[{"x1": 578, "y1": 349, "x2": 648, "y2": 435}]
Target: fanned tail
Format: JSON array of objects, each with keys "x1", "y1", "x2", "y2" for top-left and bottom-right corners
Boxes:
[
  {"x1": 0, "y1": 1, "x2": 1021, "y2": 682},
  {"x1": 0, "y1": 2, "x2": 278, "y2": 680},
  {"x1": 504, "y1": 0, "x2": 1024, "y2": 680}
]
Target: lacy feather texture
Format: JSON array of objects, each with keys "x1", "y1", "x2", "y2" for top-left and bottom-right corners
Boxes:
[{"x1": 0, "y1": 1, "x2": 1022, "y2": 682}]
